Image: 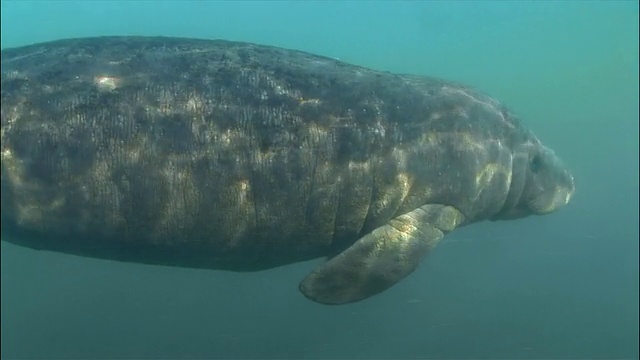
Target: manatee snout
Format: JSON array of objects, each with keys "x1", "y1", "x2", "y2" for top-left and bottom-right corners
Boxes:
[{"x1": 527, "y1": 146, "x2": 575, "y2": 215}]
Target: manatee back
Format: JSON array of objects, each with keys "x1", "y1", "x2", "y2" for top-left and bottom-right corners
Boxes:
[{"x1": 1, "y1": 36, "x2": 534, "y2": 270}]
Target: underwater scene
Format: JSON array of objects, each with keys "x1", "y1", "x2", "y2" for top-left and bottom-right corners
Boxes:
[{"x1": 1, "y1": 1, "x2": 638, "y2": 359}]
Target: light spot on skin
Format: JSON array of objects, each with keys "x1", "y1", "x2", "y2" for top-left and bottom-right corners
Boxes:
[
  {"x1": 299, "y1": 98, "x2": 321, "y2": 106},
  {"x1": 185, "y1": 95, "x2": 203, "y2": 112},
  {"x1": 1, "y1": 147, "x2": 25, "y2": 193},
  {"x1": 428, "y1": 112, "x2": 443, "y2": 121},
  {"x1": 94, "y1": 75, "x2": 120, "y2": 91},
  {"x1": 459, "y1": 132, "x2": 487, "y2": 152},
  {"x1": 233, "y1": 179, "x2": 252, "y2": 208},
  {"x1": 475, "y1": 163, "x2": 500, "y2": 189}
]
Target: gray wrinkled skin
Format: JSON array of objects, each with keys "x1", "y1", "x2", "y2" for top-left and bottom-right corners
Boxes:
[{"x1": 1, "y1": 36, "x2": 575, "y2": 304}]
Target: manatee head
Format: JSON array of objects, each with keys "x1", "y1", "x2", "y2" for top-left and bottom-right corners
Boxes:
[{"x1": 494, "y1": 143, "x2": 575, "y2": 220}]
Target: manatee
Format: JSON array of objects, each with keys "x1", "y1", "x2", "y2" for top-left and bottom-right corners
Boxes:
[{"x1": 0, "y1": 36, "x2": 575, "y2": 305}]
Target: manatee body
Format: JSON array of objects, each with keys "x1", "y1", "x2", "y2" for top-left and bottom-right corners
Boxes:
[{"x1": 0, "y1": 36, "x2": 575, "y2": 304}]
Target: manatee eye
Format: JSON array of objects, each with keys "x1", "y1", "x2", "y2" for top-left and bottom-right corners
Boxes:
[{"x1": 530, "y1": 154, "x2": 543, "y2": 173}]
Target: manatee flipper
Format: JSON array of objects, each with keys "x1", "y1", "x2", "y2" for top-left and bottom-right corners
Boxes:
[{"x1": 299, "y1": 204, "x2": 464, "y2": 305}]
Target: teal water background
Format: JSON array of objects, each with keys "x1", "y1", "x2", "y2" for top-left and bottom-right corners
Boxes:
[{"x1": 1, "y1": 1, "x2": 638, "y2": 359}]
